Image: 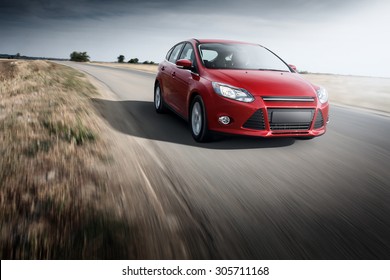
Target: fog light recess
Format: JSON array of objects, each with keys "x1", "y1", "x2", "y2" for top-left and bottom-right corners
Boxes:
[{"x1": 218, "y1": 116, "x2": 231, "y2": 125}]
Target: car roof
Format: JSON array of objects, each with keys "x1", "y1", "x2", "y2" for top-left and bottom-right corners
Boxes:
[{"x1": 192, "y1": 38, "x2": 258, "y2": 46}]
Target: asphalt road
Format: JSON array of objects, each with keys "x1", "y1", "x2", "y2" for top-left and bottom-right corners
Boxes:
[{"x1": 61, "y1": 61, "x2": 390, "y2": 259}]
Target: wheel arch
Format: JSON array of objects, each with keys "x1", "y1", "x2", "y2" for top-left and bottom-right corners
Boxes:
[
  {"x1": 188, "y1": 91, "x2": 200, "y2": 120},
  {"x1": 154, "y1": 78, "x2": 161, "y2": 89}
]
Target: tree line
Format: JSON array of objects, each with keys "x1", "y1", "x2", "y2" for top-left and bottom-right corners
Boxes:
[
  {"x1": 69, "y1": 51, "x2": 155, "y2": 64},
  {"x1": 118, "y1": 55, "x2": 155, "y2": 64}
]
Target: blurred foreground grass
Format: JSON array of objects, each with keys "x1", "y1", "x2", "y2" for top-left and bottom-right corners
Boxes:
[{"x1": 0, "y1": 60, "x2": 135, "y2": 259}]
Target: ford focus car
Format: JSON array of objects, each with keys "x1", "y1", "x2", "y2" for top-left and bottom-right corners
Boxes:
[{"x1": 154, "y1": 39, "x2": 329, "y2": 142}]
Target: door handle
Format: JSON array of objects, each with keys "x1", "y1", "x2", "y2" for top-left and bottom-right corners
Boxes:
[{"x1": 171, "y1": 71, "x2": 176, "y2": 77}]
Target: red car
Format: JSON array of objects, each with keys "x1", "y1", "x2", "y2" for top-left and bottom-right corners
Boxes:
[{"x1": 154, "y1": 39, "x2": 329, "y2": 142}]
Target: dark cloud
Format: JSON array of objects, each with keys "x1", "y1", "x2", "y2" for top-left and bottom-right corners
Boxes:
[
  {"x1": 0, "y1": 0, "x2": 142, "y2": 20},
  {"x1": 0, "y1": 0, "x2": 360, "y2": 23},
  {"x1": 0, "y1": 0, "x2": 199, "y2": 22}
]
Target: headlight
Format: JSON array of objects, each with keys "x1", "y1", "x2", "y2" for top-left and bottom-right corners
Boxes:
[
  {"x1": 212, "y1": 82, "x2": 254, "y2": 103},
  {"x1": 316, "y1": 87, "x2": 328, "y2": 104}
]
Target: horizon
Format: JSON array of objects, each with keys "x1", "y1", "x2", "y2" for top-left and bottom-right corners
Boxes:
[{"x1": 2, "y1": 54, "x2": 389, "y2": 80}]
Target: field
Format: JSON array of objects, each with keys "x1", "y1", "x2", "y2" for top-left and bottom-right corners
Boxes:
[{"x1": 304, "y1": 74, "x2": 390, "y2": 115}]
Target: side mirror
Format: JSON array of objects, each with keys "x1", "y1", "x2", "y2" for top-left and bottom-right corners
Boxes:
[
  {"x1": 288, "y1": 64, "x2": 297, "y2": 72},
  {"x1": 176, "y1": 59, "x2": 193, "y2": 70}
]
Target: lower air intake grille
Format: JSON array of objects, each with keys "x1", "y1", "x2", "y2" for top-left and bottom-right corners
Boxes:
[
  {"x1": 268, "y1": 109, "x2": 314, "y2": 131},
  {"x1": 270, "y1": 123, "x2": 312, "y2": 130},
  {"x1": 314, "y1": 110, "x2": 324, "y2": 129},
  {"x1": 243, "y1": 110, "x2": 265, "y2": 130}
]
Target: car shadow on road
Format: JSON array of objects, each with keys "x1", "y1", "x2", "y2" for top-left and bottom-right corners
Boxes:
[{"x1": 92, "y1": 98, "x2": 296, "y2": 149}]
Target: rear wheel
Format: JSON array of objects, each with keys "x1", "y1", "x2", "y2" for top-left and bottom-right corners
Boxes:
[
  {"x1": 190, "y1": 96, "x2": 211, "y2": 142},
  {"x1": 154, "y1": 82, "x2": 166, "y2": 113}
]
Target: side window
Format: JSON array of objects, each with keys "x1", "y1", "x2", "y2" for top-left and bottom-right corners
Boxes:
[
  {"x1": 179, "y1": 43, "x2": 194, "y2": 61},
  {"x1": 168, "y1": 43, "x2": 184, "y2": 63}
]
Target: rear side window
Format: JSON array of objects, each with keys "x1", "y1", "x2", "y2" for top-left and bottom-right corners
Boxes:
[
  {"x1": 166, "y1": 47, "x2": 174, "y2": 60},
  {"x1": 168, "y1": 43, "x2": 184, "y2": 63}
]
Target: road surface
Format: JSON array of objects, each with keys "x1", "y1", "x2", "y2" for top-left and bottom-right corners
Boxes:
[{"x1": 60, "y1": 61, "x2": 390, "y2": 259}]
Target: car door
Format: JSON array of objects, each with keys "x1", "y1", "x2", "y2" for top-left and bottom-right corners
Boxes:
[
  {"x1": 170, "y1": 42, "x2": 196, "y2": 117},
  {"x1": 161, "y1": 43, "x2": 184, "y2": 109}
]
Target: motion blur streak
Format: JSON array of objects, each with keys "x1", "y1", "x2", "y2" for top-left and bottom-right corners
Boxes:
[{"x1": 61, "y1": 61, "x2": 390, "y2": 259}]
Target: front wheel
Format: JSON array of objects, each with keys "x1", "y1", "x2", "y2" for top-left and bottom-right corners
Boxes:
[
  {"x1": 154, "y1": 82, "x2": 166, "y2": 113},
  {"x1": 190, "y1": 96, "x2": 211, "y2": 142}
]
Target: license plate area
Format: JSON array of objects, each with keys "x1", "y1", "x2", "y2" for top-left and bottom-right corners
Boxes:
[{"x1": 268, "y1": 109, "x2": 314, "y2": 130}]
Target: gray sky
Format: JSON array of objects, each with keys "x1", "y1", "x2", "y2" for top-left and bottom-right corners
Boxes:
[{"x1": 1, "y1": 0, "x2": 389, "y2": 77}]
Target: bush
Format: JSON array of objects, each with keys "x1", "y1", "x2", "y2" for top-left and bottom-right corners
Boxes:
[
  {"x1": 128, "y1": 58, "x2": 139, "y2": 64},
  {"x1": 70, "y1": 51, "x2": 90, "y2": 62},
  {"x1": 117, "y1": 55, "x2": 125, "y2": 63}
]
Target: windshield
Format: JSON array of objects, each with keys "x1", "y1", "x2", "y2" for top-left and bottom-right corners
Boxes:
[{"x1": 198, "y1": 43, "x2": 290, "y2": 72}]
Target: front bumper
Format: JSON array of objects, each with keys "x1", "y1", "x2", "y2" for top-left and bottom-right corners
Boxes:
[{"x1": 207, "y1": 96, "x2": 329, "y2": 138}]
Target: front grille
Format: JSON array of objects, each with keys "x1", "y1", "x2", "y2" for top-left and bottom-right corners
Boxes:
[
  {"x1": 268, "y1": 109, "x2": 314, "y2": 131},
  {"x1": 243, "y1": 110, "x2": 265, "y2": 130},
  {"x1": 314, "y1": 110, "x2": 324, "y2": 129},
  {"x1": 262, "y1": 96, "x2": 315, "y2": 102}
]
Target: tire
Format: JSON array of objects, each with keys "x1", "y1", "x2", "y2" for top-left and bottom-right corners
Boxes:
[
  {"x1": 190, "y1": 96, "x2": 211, "y2": 142},
  {"x1": 154, "y1": 82, "x2": 166, "y2": 113}
]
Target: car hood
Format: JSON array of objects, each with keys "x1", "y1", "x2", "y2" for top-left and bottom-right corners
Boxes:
[{"x1": 205, "y1": 70, "x2": 317, "y2": 97}]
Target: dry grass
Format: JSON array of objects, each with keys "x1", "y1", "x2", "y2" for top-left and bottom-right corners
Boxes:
[{"x1": 0, "y1": 60, "x2": 135, "y2": 259}]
